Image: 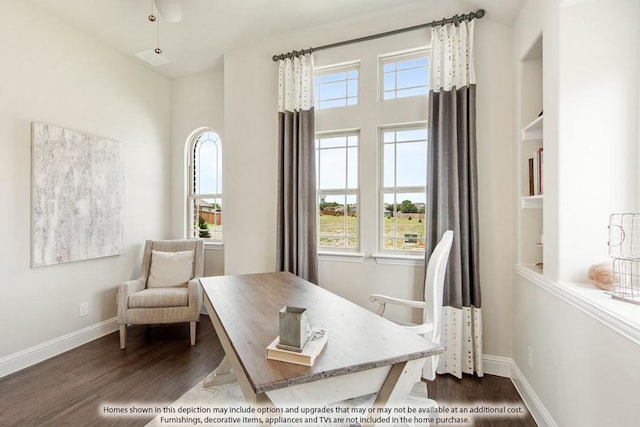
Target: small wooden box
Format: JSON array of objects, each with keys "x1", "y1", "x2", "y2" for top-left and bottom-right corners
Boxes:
[{"x1": 277, "y1": 306, "x2": 308, "y2": 352}]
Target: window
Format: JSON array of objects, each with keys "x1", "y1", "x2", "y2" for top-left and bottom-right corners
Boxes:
[
  {"x1": 187, "y1": 130, "x2": 222, "y2": 242},
  {"x1": 381, "y1": 125, "x2": 427, "y2": 252},
  {"x1": 314, "y1": 63, "x2": 359, "y2": 109},
  {"x1": 314, "y1": 45, "x2": 429, "y2": 260},
  {"x1": 380, "y1": 50, "x2": 429, "y2": 101},
  {"x1": 316, "y1": 132, "x2": 359, "y2": 249}
]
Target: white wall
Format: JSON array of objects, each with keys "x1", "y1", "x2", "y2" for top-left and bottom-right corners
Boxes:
[
  {"x1": 512, "y1": 0, "x2": 640, "y2": 425},
  {"x1": 223, "y1": 44, "x2": 280, "y2": 276},
  {"x1": 222, "y1": 2, "x2": 515, "y2": 358},
  {"x1": 514, "y1": 274, "x2": 640, "y2": 427},
  {"x1": 0, "y1": 1, "x2": 171, "y2": 362},
  {"x1": 170, "y1": 68, "x2": 225, "y2": 276},
  {"x1": 474, "y1": 17, "x2": 516, "y2": 359},
  {"x1": 556, "y1": 0, "x2": 640, "y2": 281}
]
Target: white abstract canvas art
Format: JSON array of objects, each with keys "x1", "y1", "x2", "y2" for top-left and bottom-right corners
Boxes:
[{"x1": 31, "y1": 123, "x2": 125, "y2": 267}]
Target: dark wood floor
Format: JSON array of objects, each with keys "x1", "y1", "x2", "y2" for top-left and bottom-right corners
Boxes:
[
  {"x1": 428, "y1": 373, "x2": 537, "y2": 426},
  {"x1": 0, "y1": 317, "x2": 536, "y2": 427},
  {"x1": 0, "y1": 319, "x2": 222, "y2": 427}
]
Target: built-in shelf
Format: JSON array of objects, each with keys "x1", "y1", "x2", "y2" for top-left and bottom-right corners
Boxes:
[
  {"x1": 521, "y1": 194, "x2": 543, "y2": 209},
  {"x1": 518, "y1": 39, "x2": 544, "y2": 271},
  {"x1": 521, "y1": 115, "x2": 543, "y2": 140}
]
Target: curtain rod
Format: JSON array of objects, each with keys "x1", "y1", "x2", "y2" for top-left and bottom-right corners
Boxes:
[{"x1": 272, "y1": 9, "x2": 485, "y2": 62}]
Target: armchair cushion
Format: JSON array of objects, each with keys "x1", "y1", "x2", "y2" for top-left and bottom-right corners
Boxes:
[
  {"x1": 128, "y1": 288, "x2": 189, "y2": 309},
  {"x1": 147, "y1": 250, "x2": 194, "y2": 288}
]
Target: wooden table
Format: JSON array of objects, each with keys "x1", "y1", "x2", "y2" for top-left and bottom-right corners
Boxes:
[{"x1": 201, "y1": 271, "x2": 442, "y2": 412}]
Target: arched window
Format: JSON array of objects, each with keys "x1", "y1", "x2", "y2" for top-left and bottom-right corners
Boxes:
[{"x1": 187, "y1": 130, "x2": 222, "y2": 242}]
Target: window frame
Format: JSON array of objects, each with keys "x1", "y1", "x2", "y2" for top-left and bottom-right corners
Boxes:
[
  {"x1": 316, "y1": 130, "x2": 361, "y2": 252},
  {"x1": 314, "y1": 61, "x2": 360, "y2": 110},
  {"x1": 378, "y1": 48, "x2": 430, "y2": 102},
  {"x1": 186, "y1": 129, "x2": 223, "y2": 243},
  {"x1": 378, "y1": 122, "x2": 428, "y2": 254},
  {"x1": 313, "y1": 45, "x2": 430, "y2": 263}
]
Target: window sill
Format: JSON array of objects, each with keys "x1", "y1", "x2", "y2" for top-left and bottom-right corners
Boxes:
[
  {"x1": 204, "y1": 242, "x2": 224, "y2": 251},
  {"x1": 372, "y1": 253, "x2": 424, "y2": 266},
  {"x1": 318, "y1": 251, "x2": 366, "y2": 263},
  {"x1": 516, "y1": 263, "x2": 640, "y2": 346}
]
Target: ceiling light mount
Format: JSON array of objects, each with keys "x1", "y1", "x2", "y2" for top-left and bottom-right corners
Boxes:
[
  {"x1": 154, "y1": 15, "x2": 162, "y2": 55},
  {"x1": 150, "y1": 0, "x2": 162, "y2": 55},
  {"x1": 134, "y1": 0, "x2": 169, "y2": 65}
]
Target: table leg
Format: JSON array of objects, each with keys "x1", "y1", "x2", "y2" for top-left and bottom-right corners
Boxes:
[
  {"x1": 364, "y1": 358, "x2": 426, "y2": 427},
  {"x1": 202, "y1": 355, "x2": 236, "y2": 388}
]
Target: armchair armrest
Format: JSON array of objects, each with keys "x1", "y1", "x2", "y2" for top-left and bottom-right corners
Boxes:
[
  {"x1": 187, "y1": 278, "x2": 204, "y2": 315},
  {"x1": 369, "y1": 293, "x2": 426, "y2": 316},
  {"x1": 116, "y1": 277, "x2": 146, "y2": 321}
]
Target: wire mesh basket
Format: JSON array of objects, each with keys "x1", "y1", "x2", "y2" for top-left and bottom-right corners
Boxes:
[
  {"x1": 608, "y1": 213, "x2": 640, "y2": 259},
  {"x1": 611, "y1": 258, "x2": 640, "y2": 304},
  {"x1": 609, "y1": 213, "x2": 640, "y2": 304}
]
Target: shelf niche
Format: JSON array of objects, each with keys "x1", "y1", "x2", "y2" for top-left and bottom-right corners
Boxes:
[{"x1": 517, "y1": 34, "x2": 544, "y2": 269}]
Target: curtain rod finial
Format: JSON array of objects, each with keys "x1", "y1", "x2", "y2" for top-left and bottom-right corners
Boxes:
[{"x1": 475, "y1": 9, "x2": 485, "y2": 19}]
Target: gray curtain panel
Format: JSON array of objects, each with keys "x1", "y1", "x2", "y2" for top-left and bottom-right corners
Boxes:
[
  {"x1": 426, "y1": 85, "x2": 481, "y2": 310},
  {"x1": 276, "y1": 65, "x2": 318, "y2": 284}
]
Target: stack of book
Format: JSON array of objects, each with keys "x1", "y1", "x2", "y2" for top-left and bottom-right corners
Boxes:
[
  {"x1": 265, "y1": 327, "x2": 328, "y2": 366},
  {"x1": 528, "y1": 147, "x2": 543, "y2": 196}
]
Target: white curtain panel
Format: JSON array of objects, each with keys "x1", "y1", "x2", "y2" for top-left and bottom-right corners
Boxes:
[
  {"x1": 430, "y1": 20, "x2": 476, "y2": 92},
  {"x1": 439, "y1": 306, "x2": 483, "y2": 377},
  {"x1": 278, "y1": 54, "x2": 314, "y2": 113},
  {"x1": 428, "y1": 19, "x2": 483, "y2": 379}
]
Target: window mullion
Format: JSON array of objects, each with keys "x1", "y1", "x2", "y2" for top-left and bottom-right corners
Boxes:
[{"x1": 393, "y1": 138, "x2": 398, "y2": 249}]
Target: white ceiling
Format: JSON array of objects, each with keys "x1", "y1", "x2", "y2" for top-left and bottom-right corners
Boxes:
[{"x1": 29, "y1": 0, "x2": 523, "y2": 79}]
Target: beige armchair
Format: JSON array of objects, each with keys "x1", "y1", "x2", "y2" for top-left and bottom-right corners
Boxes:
[{"x1": 117, "y1": 239, "x2": 204, "y2": 349}]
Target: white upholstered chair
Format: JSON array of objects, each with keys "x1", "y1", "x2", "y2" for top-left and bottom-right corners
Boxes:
[
  {"x1": 369, "y1": 230, "x2": 454, "y2": 381},
  {"x1": 117, "y1": 239, "x2": 204, "y2": 349}
]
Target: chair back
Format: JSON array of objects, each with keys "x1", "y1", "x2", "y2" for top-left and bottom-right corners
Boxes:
[
  {"x1": 423, "y1": 230, "x2": 454, "y2": 346},
  {"x1": 140, "y1": 239, "x2": 204, "y2": 283}
]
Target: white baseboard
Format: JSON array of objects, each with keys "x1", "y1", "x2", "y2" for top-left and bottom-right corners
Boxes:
[
  {"x1": 0, "y1": 317, "x2": 118, "y2": 379},
  {"x1": 482, "y1": 353, "x2": 513, "y2": 377},
  {"x1": 510, "y1": 360, "x2": 557, "y2": 427},
  {"x1": 481, "y1": 355, "x2": 556, "y2": 427}
]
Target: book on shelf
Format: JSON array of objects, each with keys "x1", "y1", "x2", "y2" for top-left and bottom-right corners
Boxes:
[
  {"x1": 528, "y1": 147, "x2": 543, "y2": 196},
  {"x1": 528, "y1": 158, "x2": 534, "y2": 196},
  {"x1": 266, "y1": 327, "x2": 328, "y2": 366}
]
